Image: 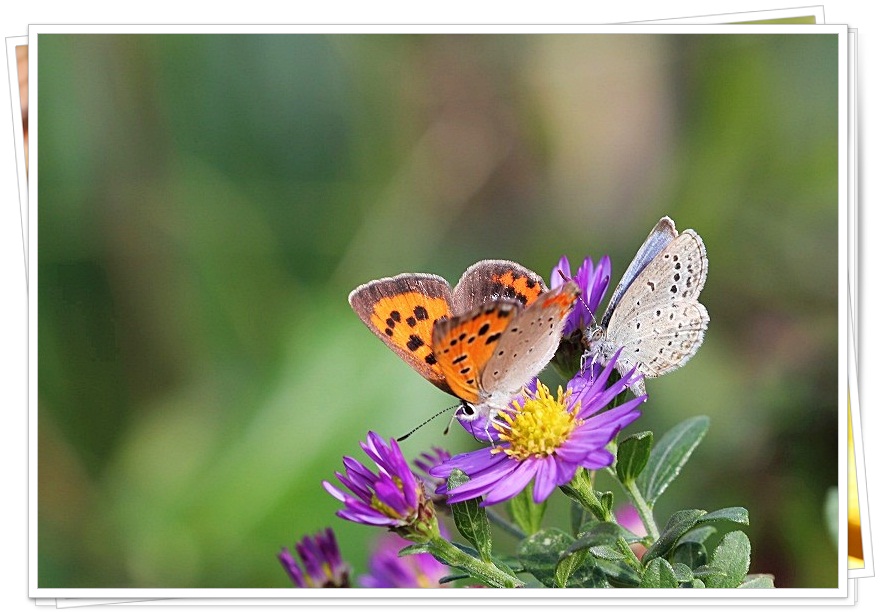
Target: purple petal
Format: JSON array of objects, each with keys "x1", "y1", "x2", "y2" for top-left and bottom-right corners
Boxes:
[
  {"x1": 430, "y1": 447, "x2": 504, "y2": 478},
  {"x1": 481, "y1": 459, "x2": 539, "y2": 506},
  {"x1": 532, "y1": 457, "x2": 561, "y2": 503}
]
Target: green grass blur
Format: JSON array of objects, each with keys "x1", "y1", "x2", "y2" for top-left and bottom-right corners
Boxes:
[{"x1": 37, "y1": 33, "x2": 839, "y2": 588}]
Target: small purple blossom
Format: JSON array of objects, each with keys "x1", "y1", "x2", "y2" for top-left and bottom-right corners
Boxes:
[
  {"x1": 551, "y1": 255, "x2": 611, "y2": 336},
  {"x1": 359, "y1": 532, "x2": 449, "y2": 588},
  {"x1": 431, "y1": 351, "x2": 645, "y2": 507},
  {"x1": 278, "y1": 528, "x2": 351, "y2": 588},
  {"x1": 324, "y1": 432, "x2": 438, "y2": 542},
  {"x1": 615, "y1": 504, "x2": 648, "y2": 559}
]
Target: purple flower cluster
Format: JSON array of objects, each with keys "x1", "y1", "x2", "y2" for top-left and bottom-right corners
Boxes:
[
  {"x1": 323, "y1": 431, "x2": 438, "y2": 542},
  {"x1": 278, "y1": 528, "x2": 351, "y2": 588},
  {"x1": 359, "y1": 532, "x2": 449, "y2": 588},
  {"x1": 551, "y1": 254, "x2": 611, "y2": 335}
]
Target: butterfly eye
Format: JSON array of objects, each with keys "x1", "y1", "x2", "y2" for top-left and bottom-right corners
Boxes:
[{"x1": 459, "y1": 403, "x2": 475, "y2": 417}]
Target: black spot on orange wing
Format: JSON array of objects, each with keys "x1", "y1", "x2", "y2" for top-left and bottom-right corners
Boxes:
[{"x1": 433, "y1": 300, "x2": 519, "y2": 403}]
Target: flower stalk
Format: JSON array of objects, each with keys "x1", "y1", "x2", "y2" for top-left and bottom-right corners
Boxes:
[{"x1": 424, "y1": 537, "x2": 525, "y2": 588}]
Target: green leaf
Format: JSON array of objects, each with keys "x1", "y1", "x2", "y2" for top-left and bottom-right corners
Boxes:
[
  {"x1": 589, "y1": 545, "x2": 627, "y2": 561},
  {"x1": 672, "y1": 541, "x2": 709, "y2": 569},
  {"x1": 684, "y1": 578, "x2": 706, "y2": 588},
  {"x1": 509, "y1": 483, "x2": 547, "y2": 535},
  {"x1": 738, "y1": 574, "x2": 775, "y2": 588},
  {"x1": 640, "y1": 558, "x2": 679, "y2": 588},
  {"x1": 616, "y1": 431, "x2": 653, "y2": 483},
  {"x1": 447, "y1": 469, "x2": 493, "y2": 563},
  {"x1": 692, "y1": 564, "x2": 726, "y2": 580},
  {"x1": 598, "y1": 491, "x2": 615, "y2": 518},
  {"x1": 438, "y1": 573, "x2": 468, "y2": 584},
  {"x1": 704, "y1": 531, "x2": 751, "y2": 588},
  {"x1": 570, "y1": 500, "x2": 587, "y2": 535},
  {"x1": 642, "y1": 509, "x2": 706, "y2": 563},
  {"x1": 696, "y1": 506, "x2": 749, "y2": 527},
  {"x1": 562, "y1": 556, "x2": 610, "y2": 588},
  {"x1": 555, "y1": 549, "x2": 591, "y2": 588},
  {"x1": 678, "y1": 525, "x2": 717, "y2": 545},
  {"x1": 671, "y1": 563, "x2": 694, "y2": 583},
  {"x1": 594, "y1": 557, "x2": 642, "y2": 587},
  {"x1": 398, "y1": 543, "x2": 432, "y2": 556},
  {"x1": 518, "y1": 528, "x2": 574, "y2": 587},
  {"x1": 566, "y1": 522, "x2": 627, "y2": 555},
  {"x1": 636, "y1": 416, "x2": 709, "y2": 506}
]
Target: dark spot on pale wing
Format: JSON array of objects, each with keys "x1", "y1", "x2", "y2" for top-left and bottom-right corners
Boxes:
[
  {"x1": 390, "y1": 310, "x2": 402, "y2": 322},
  {"x1": 467, "y1": 336, "x2": 476, "y2": 344},
  {"x1": 450, "y1": 339, "x2": 458, "y2": 346},
  {"x1": 459, "y1": 332, "x2": 467, "y2": 341},
  {"x1": 406, "y1": 335, "x2": 425, "y2": 351},
  {"x1": 406, "y1": 316, "x2": 417, "y2": 327},
  {"x1": 478, "y1": 322, "x2": 491, "y2": 336},
  {"x1": 452, "y1": 355, "x2": 467, "y2": 364},
  {"x1": 486, "y1": 333, "x2": 502, "y2": 344},
  {"x1": 673, "y1": 273, "x2": 680, "y2": 281},
  {"x1": 671, "y1": 285, "x2": 678, "y2": 294},
  {"x1": 384, "y1": 328, "x2": 394, "y2": 336},
  {"x1": 460, "y1": 367, "x2": 471, "y2": 374},
  {"x1": 466, "y1": 378, "x2": 475, "y2": 385},
  {"x1": 656, "y1": 310, "x2": 661, "y2": 316},
  {"x1": 425, "y1": 353, "x2": 437, "y2": 365},
  {"x1": 414, "y1": 306, "x2": 429, "y2": 320},
  {"x1": 510, "y1": 327, "x2": 519, "y2": 333},
  {"x1": 647, "y1": 280, "x2": 655, "y2": 291}
]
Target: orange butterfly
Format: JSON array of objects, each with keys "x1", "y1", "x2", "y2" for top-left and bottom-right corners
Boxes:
[{"x1": 349, "y1": 260, "x2": 579, "y2": 424}]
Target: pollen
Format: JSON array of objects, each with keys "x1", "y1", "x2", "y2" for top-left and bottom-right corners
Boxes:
[{"x1": 495, "y1": 383, "x2": 581, "y2": 461}]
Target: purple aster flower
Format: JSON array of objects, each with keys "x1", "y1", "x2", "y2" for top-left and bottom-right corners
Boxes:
[
  {"x1": 278, "y1": 528, "x2": 351, "y2": 588},
  {"x1": 431, "y1": 350, "x2": 645, "y2": 507},
  {"x1": 359, "y1": 531, "x2": 450, "y2": 588},
  {"x1": 551, "y1": 255, "x2": 612, "y2": 336},
  {"x1": 323, "y1": 431, "x2": 438, "y2": 542}
]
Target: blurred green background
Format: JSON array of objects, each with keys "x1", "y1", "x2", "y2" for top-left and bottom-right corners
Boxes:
[{"x1": 37, "y1": 33, "x2": 840, "y2": 589}]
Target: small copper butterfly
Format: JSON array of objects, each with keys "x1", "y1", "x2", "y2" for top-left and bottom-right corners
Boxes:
[{"x1": 349, "y1": 259, "x2": 580, "y2": 424}]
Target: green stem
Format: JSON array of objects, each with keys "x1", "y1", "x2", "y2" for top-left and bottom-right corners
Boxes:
[
  {"x1": 485, "y1": 507, "x2": 527, "y2": 540},
  {"x1": 622, "y1": 479, "x2": 660, "y2": 542},
  {"x1": 427, "y1": 538, "x2": 525, "y2": 588}
]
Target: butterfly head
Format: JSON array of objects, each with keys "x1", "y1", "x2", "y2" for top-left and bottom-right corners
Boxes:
[{"x1": 456, "y1": 401, "x2": 477, "y2": 421}]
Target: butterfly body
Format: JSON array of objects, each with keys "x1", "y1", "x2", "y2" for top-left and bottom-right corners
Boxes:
[
  {"x1": 584, "y1": 217, "x2": 709, "y2": 396},
  {"x1": 349, "y1": 260, "x2": 579, "y2": 424}
]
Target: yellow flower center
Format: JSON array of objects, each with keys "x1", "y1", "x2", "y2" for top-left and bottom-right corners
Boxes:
[{"x1": 495, "y1": 383, "x2": 581, "y2": 461}]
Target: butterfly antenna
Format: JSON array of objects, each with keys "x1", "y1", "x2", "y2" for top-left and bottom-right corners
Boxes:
[
  {"x1": 398, "y1": 404, "x2": 459, "y2": 442},
  {"x1": 555, "y1": 270, "x2": 598, "y2": 327}
]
